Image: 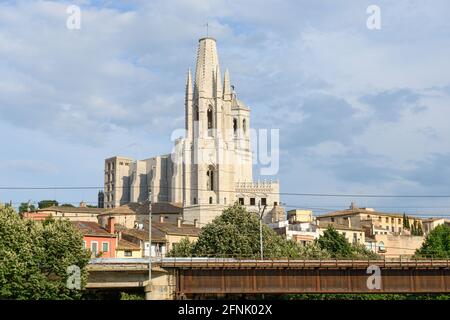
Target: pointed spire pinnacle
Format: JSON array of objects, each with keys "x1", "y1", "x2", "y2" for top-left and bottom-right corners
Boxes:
[
  {"x1": 194, "y1": 37, "x2": 219, "y2": 98},
  {"x1": 215, "y1": 65, "x2": 222, "y2": 98},
  {"x1": 223, "y1": 68, "x2": 232, "y2": 100},
  {"x1": 185, "y1": 68, "x2": 193, "y2": 99}
]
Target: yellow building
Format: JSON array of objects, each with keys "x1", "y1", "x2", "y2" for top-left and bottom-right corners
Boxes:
[
  {"x1": 317, "y1": 222, "x2": 366, "y2": 246},
  {"x1": 316, "y1": 203, "x2": 421, "y2": 236},
  {"x1": 116, "y1": 239, "x2": 142, "y2": 258},
  {"x1": 287, "y1": 209, "x2": 313, "y2": 223}
]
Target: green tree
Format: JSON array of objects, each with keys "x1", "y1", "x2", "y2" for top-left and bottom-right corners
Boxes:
[
  {"x1": 402, "y1": 213, "x2": 409, "y2": 229},
  {"x1": 316, "y1": 226, "x2": 353, "y2": 258},
  {"x1": 405, "y1": 214, "x2": 411, "y2": 230},
  {"x1": 0, "y1": 207, "x2": 90, "y2": 299},
  {"x1": 316, "y1": 226, "x2": 378, "y2": 259},
  {"x1": 191, "y1": 204, "x2": 305, "y2": 259},
  {"x1": 60, "y1": 203, "x2": 75, "y2": 208},
  {"x1": 417, "y1": 221, "x2": 424, "y2": 236},
  {"x1": 18, "y1": 202, "x2": 36, "y2": 213},
  {"x1": 38, "y1": 200, "x2": 59, "y2": 209},
  {"x1": 167, "y1": 237, "x2": 194, "y2": 257},
  {"x1": 168, "y1": 204, "x2": 328, "y2": 259},
  {"x1": 415, "y1": 224, "x2": 450, "y2": 258}
]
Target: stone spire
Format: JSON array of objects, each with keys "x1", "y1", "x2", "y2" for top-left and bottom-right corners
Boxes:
[
  {"x1": 214, "y1": 65, "x2": 222, "y2": 98},
  {"x1": 223, "y1": 68, "x2": 232, "y2": 101},
  {"x1": 185, "y1": 68, "x2": 193, "y2": 133},
  {"x1": 185, "y1": 68, "x2": 193, "y2": 100},
  {"x1": 194, "y1": 37, "x2": 220, "y2": 98}
]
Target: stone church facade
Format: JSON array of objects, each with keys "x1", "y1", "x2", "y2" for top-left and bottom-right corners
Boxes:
[{"x1": 104, "y1": 37, "x2": 280, "y2": 225}]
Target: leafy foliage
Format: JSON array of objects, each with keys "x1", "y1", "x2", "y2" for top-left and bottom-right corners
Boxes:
[
  {"x1": 403, "y1": 213, "x2": 410, "y2": 229},
  {"x1": 0, "y1": 207, "x2": 90, "y2": 299},
  {"x1": 316, "y1": 226, "x2": 378, "y2": 259},
  {"x1": 190, "y1": 204, "x2": 307, "y2": 259},
  {"x1": 18, "y1": 202, "x2": 36, "y2": 213},
  {"x1": 38, "y1": 200, "x2": 58, "y2": 209},
  {"x1": 167, "y1": 237, "x2": 195, "y2": 257},
  {"x1": 168, "y1": 204, "x2": 332, "y2": 259},
  {"x1": 415, "y1": 224, "x2": 450, "y2": 258}
]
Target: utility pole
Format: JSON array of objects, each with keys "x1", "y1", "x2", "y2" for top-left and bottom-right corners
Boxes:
[
  {"x1": 146, "y1": 190, "x2": 152, "y2": 300},
  {"x1": 258, "y1": 201, "x2": 267, "y2": 260}
]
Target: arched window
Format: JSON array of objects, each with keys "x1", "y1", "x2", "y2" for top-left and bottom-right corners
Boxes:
[
  {"x1": 209, "y1": 197, "x2": 213, "y2": 204},
  {"x1": 207, "y1": 107, "x2": 213, "y2": 129},
  {"x1": 242, "y1": 119, "x2": 246, "y2": 133},
  {"x1": 193, "y1": 197, "x2": 197, "y2": 205},
  {"x1": 378, "y1": 241, "x2": 385, "y2": 252},
  {"x1": 233, "y1": 118, "x2": 237, "y2": 135},
  {"x1": 206, "y1": 165, "x2": 214, "y2": 191}
]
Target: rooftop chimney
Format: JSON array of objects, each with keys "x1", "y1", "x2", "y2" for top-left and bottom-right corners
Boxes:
[{"x1": 107, "y1": 217, "x2": 115, "y2": 234}]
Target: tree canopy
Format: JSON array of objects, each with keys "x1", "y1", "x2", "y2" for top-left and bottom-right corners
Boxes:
[
  {"x1": 168, "y1": 204, "x2": 381, "y2": 260},
  {"x1": 415, "y1": 224, "x2": 450, "y2": 258},
  {"x1": 316, "y1": 226, "x2": 378, "y2": 259},
  {"x1": 168, "y1": 204, "x2": 329, "y2": 259},
  {"x1": 38, "y1": 200, "x2": 59, "y2": 209},
  {"x1": 18, "y1": 202, "x2": 36, "y2": 213},
  {"x1": 0, "y1": 207, "x2": 90, "y2": 299}
]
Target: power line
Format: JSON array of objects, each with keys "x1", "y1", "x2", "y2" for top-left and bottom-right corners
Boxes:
[{"x1": 2, "y1": 185, "x2": 450, "y2": 198}]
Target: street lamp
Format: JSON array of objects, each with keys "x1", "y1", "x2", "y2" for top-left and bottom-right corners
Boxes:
[{"x1": 258, "y1": 201, "x2": 267, "y2": 260}]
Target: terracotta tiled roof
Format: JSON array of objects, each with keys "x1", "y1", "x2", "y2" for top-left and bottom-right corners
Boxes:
[
  {"x1": 117, "y1": 239, "x2": 140, "y2": 250},
  {"x1": 71, "y1": 221, "x2": 116, "y2": 238},
  {"x1": 152, "y1": 222, "x2": 201, "y2": 236},
  {"x1": 99, "y1": 201, "x2": 183, "y2": 216},
  {"x1": 152, "y1": 202, "x2": 183, "y2": 214},
  {"x1": 120, "y1": 227, "x2": 166, "y2": 242},
  {"x1": 317, "y1": 208, "x2": 413, "y2": 220},
  {"x1": 38, "y1": 206, "x2": 107, "y2": 214},
  {"x1": 318, "y1": 222, "x2": 363, "y2": 232}
]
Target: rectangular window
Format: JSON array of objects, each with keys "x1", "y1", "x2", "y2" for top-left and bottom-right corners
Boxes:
[
  {"x1": 385, "y1": 217, "x2": 389, "y2": 223},
  {"x1": 82, "y1": 241, "x2": 86, "y2": 249},
  {"x1": 124, "y1": 250, "x2": 132, "y2": 257},
  {"x1": 238, "y1": 198, "x2": 244, "y2": 205},
  {"x1": 261, "y1": 198, "x2": 267, "y2": 206},
  {"x1": 91, "y1": 242, "x2": 98, "y2": 255},
  {"x1": 250, "y1": 198, "x2": 255, "y2": 206},
  {"x1": 102, "y1": 242, "x2": 109, "y2": 252}
]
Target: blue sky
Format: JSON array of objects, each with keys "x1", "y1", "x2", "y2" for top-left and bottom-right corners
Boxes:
[{"x1": 1, "y1": 0, "x2": 450, "y2": 217}]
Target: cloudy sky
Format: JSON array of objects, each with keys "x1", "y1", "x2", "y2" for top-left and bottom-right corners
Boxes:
[{"x1": 1, "y1": 0, "x2": 449, "y2": 216}]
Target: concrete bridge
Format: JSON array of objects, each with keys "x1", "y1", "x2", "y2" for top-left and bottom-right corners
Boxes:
[{"x1": 86, "y1": 258, "x2": 450, "y2": 299}]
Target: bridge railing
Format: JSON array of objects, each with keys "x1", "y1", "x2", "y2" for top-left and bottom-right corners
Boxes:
[{"x1": 88, "y1": 255, "x2": 450, "y2": 269}]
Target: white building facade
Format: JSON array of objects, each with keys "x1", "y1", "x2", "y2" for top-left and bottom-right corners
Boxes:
[{"x1": 104, "y1": 37, "x2": 280, "y2": 225}]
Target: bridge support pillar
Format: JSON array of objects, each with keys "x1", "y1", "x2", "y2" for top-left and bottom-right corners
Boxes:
[{"x1": 144, "y1": 271, "x2": 176, "y2": 300}]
